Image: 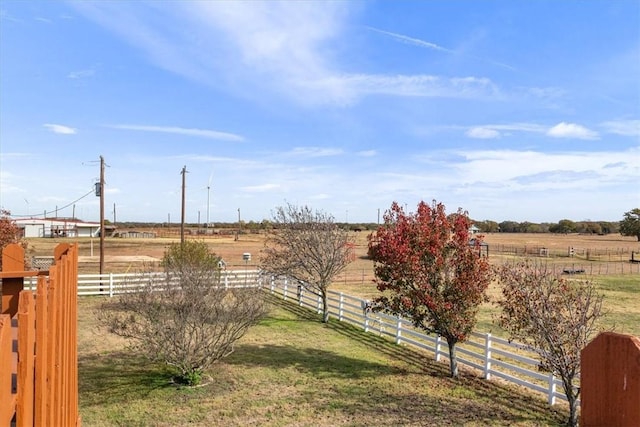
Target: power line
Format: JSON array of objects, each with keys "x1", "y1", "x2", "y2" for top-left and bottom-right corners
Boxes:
[{"x1": 9, "y1": 188, "x2": 96, "y2": 218}]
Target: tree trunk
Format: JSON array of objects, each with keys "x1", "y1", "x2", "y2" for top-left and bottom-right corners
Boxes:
[
  {"x1": 447, "y1": 338, "x2": 459, "y2": 378},
  {"x1": 563, "y1": 376, "x2": 579, "y2": 427},
  {"x1": 321, "y1": 290, "x2": 329, "y2": 323}
]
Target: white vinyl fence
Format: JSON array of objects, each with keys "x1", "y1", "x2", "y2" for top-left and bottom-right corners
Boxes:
[
  {"x1": 264, "y1": 276, "x2": 576, "y2": 408},
  {"x1": 23, "y1": 270, "x2": 262, "y2": 297},
  {"x1": 23, "y1": 270, "x2": 574, "y2": 408}
]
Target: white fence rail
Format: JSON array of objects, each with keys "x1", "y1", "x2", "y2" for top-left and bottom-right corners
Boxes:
[
  {"x1": 23, "y1": 270, "x2": 262, "y2": 297},
  {"x1": 265, "y1": 277, "x2": 575, "y2": 408},
  {"x1": 22, "y1": 271, "x2": 573, "y2": 407}
]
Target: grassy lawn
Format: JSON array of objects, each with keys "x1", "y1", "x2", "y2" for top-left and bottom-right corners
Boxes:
[{"x1": 78, "y1": 294, "x2": 566, "y2": 426}]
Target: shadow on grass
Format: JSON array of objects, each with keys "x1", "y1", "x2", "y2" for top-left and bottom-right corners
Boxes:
[
  {"x1": 78, "y1": 351, "x2": 174, "y2": 406},
  {"x1": 228, "y1": 343, "x2": 402, "y2": 379},
  {"x1": 268, "y1": 294, "x2": 566, "y2": 425}
]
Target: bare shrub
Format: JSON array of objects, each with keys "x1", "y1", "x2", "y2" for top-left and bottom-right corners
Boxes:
[{"x1": 101, "y1": 240, "x2": 266, "y2": 385}]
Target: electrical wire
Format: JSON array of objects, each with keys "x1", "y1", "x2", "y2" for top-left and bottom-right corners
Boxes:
[{"x1": 10, "y1": 188, "x2": 96, "y2": 218}]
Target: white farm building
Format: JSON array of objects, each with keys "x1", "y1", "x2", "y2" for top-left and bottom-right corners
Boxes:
[{"x1": 15, "y1": 217, "x2": 101, "y2": 238}]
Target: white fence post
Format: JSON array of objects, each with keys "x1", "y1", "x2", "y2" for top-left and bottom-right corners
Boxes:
[
  {"x1": 435, "y1": 335, "x2": 442, "y2": 362},
  {"x1": 283, "y1": 279, "x2": 288, "y2": 300},
  {"x1": 339, "y1": 293, "x2": 344, "y2": 321},
  {"x1": 316, "y1": 294, "x2": 322, "y2": 314},
  {"x1": 109, "y1": 273, "x2": 114, "y2": 298},
  {"x1": 548, "y1": 373, "x2": 557, "y2": 405},
  {"x1": 224, "y1": 271, "x2": 229, "y2": 289},
  {"x1": 364, "y1": 307, "x2": 370, "y2": 332},
  {"x1": 270, "y1": 276, "x2": 275, "y2": 293},
  {"x1": 395, "y1": 315, "x2": 402, "y2": 345},
  {"x1": 484, "y1": 333, "x2": 492, "y2": 380}
]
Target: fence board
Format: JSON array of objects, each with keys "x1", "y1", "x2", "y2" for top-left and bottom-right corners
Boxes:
[
  {"x1": 0, "y1": 314, "x2": 16, "y2": 426},
  {"x1": 17, "y1": 291, "x2": 36, "y2": 427}
]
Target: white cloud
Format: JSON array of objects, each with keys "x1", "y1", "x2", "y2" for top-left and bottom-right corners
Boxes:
[
  {"x1": 68, "y1": 69, "x2": 96, "y2": 79},
  {"x1": 240, "y1": 183, "x2": 280, "y2": 193},
  {"x1": 306, "y1": 74, "x2": 499, "y2": 104},
  {"x1": 109, "y1": 124, "x2": 244, "y2": 141},
  {"x1": 464, "y1": 122, "x2": 546, "y2": 139},
  {"x1": 547, "y1": 122, "x2": 599, "y2": 140},
  {"x1": 43, "y1": 124, "x2": 77, "y2": 134},
  {"x1": 70, "y1": 3, "x2": 502, "y2": 105},
  {"x1": 600, "y1": 119, "x2": 640, "y2": 137},
  {"x1": 448, "y1": 148, "x2": 637, "y2": 188},
  {"x1": 286, "y1": 147, "x2": 343, "y2": 157},
  {"x1": 466, "y1": 127, "x2": 501, "y2": 139},
  {"x1": 357, "y1": 150, "x2": 377, "y2": 157}
]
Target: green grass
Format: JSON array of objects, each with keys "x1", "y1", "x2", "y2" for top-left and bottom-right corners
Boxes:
[
  {"x1": 79, "y1": 294, "x2": 566, "y2": 426},
  {"x1": 591, "y1": 275, "x2": 640, "y2": 336},
  {"x1": 334, "y1": 274, "x2": 640, "y2": 338}
]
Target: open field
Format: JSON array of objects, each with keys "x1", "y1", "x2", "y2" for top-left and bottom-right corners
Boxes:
[
  {"x1": 25, "y1": 231, "x2": 640, "y2": 337},
  {"x1": 19, "y1": 232, "x2": 635, "y2": 425},
  {"x1": 78, "y1": 295, "x2": 567, "y2": 426}
]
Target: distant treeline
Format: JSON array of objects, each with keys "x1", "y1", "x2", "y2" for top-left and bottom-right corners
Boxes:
[{"x1": 110, "y1": 218, "x2": 621, "y2": 235}]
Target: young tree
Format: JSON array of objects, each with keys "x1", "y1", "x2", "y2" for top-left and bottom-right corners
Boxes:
[
  {"x1": 495, "y1": 261, "x2": 605, "y2": 427},
  {"x1": 102, "y1": 240, "x2": 266, "y2": 385},
  {"x1": 260, "y1": 203, "x2": 354, "y2": 323},
  {"x1": 620, "y1": 208, "x2": 640, "y2": 241},
  {"x1": 368, "y1": 201, "x2": 492, "y2": 378}
]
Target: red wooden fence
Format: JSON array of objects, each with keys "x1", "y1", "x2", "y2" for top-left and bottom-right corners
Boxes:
[
  {"x1": 0, "y1": 243, "x2": 80, "y2": 426},
  {"x1": 581, "y1": 332, "x2": 640, "y2": 427}
]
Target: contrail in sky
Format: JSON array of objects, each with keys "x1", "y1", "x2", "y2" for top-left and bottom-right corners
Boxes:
[{"x1": 367, "y1": 26, "x2": 516, "y2": 71}]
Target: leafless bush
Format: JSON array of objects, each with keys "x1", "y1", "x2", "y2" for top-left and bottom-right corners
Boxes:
[{"x1": 101, "y1": 240, "x2": 267, "y2": 385}]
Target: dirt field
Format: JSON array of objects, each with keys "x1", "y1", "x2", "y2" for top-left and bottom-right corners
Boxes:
[
  {"x1": 24, "y1": 230, "x2": 640, "y2": 277},
  {"x1": 22, "y1": 230, "x2": 640, "y2": 336}
]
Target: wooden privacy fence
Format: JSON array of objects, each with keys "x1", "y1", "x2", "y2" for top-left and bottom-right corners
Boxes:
[{"x1": 0, "y1": 243, "x2": 80, "y2": 427}]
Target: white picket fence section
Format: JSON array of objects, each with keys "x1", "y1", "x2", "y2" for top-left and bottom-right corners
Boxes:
[{"x1": 22, "y1": 270, "x2": 574, "y2": 407}]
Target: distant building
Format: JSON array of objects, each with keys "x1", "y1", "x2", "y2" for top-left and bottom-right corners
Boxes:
[
  {"x1": 469, "y1": 225, "x2": 481, "y2": 234},
  {"x1": 14, "y1": 217, "x2": 101, "y2": 238}
]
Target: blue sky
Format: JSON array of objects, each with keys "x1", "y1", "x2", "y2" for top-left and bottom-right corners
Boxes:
[{"x1": 1, "y1": 1, "x2": 638, "y2": 224}]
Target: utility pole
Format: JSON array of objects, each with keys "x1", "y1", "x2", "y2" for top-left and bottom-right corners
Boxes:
[
  {"x1": 113, "y1": 203, "x2": 116, "y2": 225},
  {"x1": 99, "y1": 155, "x2": 105, "y2": 278},
  {"x1": 206, "y1": 183, "x2": 211, "y2": 226},
  {"x1": 236, "y1": 208, "x2": 241, "y2": 241},
  {"x1": 180, "y1": 165, "x2": 187, "y2": 245}
]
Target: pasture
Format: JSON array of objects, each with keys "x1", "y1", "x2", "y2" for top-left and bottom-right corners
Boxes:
[
  {"x1": 23, "y1": 231, "x2": 638, "y2": 425},
  {"x1": 25, "y1": 231, "x2": 640, "y2": 337}
]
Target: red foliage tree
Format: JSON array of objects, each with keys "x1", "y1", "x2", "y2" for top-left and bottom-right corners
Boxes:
[
  {"x1": 368, "y1": 201, "x2": 492, "y2": 377},
  {"x1": 0, "y1": 209, "x2": 23, "y2": 270}
]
